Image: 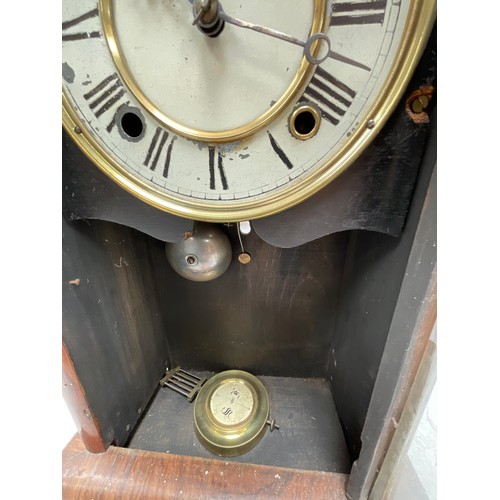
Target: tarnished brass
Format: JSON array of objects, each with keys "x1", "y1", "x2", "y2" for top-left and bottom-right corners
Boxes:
[
  {"x1": 411, "y1": 95, "x2": 429, "y2": 114},
  {"x1": 405, "y1": 86, "x2": 435, "y2": 124},
  {"x1": 160, "y1": 366, "x2": 207, "y2": 402},
  {"x1": 238, "y1": 252, "x2": 252, "y2": 264},
  {"x1": 193, "y1": 370, "x2": 270, "y2": 457}
]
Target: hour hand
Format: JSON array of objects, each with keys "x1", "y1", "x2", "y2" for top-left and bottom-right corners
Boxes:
[{"x1": 190, "y1": 0, "x2": 370, "y2": 71}]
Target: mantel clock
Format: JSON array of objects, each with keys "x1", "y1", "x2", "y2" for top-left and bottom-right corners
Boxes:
[{"x1": 62, "y1": 2, "x2": 437, "y2": 499}]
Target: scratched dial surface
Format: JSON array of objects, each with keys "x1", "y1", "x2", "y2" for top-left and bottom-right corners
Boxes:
[{"x1": 62, "y1": 0, "x2": 419, "y2": 220}]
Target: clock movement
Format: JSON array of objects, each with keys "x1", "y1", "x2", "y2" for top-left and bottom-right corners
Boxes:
[{"x1": 62, "y1": 1, "x2": 437, "y2": 498}]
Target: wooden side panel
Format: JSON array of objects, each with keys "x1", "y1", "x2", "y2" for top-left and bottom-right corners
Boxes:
[
  {"x1": 63, "y1": 435, "x2": 348, "y2": 499},
  {"x1": 62, "y1": 217, "x2": 172, "y2": 448},
  {"x1": 327, "y1": 99, "x2": 437, "y2": 463},
  {"x1": 346, "y1": 139, "x2": 437, "y2": 499},
  {"x1": 62, "y1": 342, "x2": 105, "y2": 453}
]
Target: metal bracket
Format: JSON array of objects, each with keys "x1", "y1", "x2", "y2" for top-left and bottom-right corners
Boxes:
[
  {"x1": 159, "y1": 366, "x2": 207, "y2": 402},
  {"x1": 267, "y1": 418, "x2": 280, "y2": 432}
]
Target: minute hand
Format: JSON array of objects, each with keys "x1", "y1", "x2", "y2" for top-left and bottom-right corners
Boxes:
[{"x1": 217, "y1": 9, "x2": 371, "y2": 71}]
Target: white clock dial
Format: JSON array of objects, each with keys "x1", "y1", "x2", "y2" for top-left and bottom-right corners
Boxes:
[
  {"x1": 62, "y1": 0, "x2": 435, "y2": 221},
  {"x1": 112, "y1": 0, "x2": 313, "y2": 133}
]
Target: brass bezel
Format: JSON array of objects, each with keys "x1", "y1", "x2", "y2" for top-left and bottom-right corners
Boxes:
[
  {"x1": 99, "y1": 0, "x2": 326, "y2": 144},
  {"x1": 193, "y1": 370, "x2": 270, "y2": 457},
  {"x1": 62, "y1": 0, "x2": 436, "y2": 222},
  {"x1": 289, "y1": 104, "x2": 321, "y2": 140}
]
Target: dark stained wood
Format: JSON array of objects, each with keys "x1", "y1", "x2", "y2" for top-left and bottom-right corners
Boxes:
[
  {"x1": 348, "y1": 272, "x2": 436, "y2": 500},
  {"x1": 63, "y1": 434, "x2": 348, "y2": 499},
  {"x1": 346, "y1": 142, "x2": 437, "y2": 499},
  {"x1": 159, "y1": 229, "x2": 349, "y2": 378},
  {"x1": 327, "y1": 107, "x2": 437, "y2": 465},
  {"x1": 62, "y1": 342, "x2": 106, "y2": 453},
  {"x1": 62, "y1": 217, "x2": 172, "y2": 447},
  {"x1": 62, "y1": 129, "x2": 192, "y2": 244}
]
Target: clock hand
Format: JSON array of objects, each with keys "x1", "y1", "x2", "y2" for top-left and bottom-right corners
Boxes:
[
  {"x1": 190, "y1": 0, "x2": 370, "y2": 71},
  {"x1": 192, "y1": 0, "x2": 209, "y2": 26},
  {"x1": 190, "y1": 0, "x2": 225, "y2": 38},
  {"x1": 221, "y1": 11, "x2": 370, "y2": 70}
]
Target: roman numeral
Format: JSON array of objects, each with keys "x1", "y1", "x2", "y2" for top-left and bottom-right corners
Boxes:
[
  {"x1": 144, "y1": 127, "x2": 175, "y2": 179},
  {"x1": 300, "y1": 66, "x2": 356, "y2": 126},
  {"x1": 267, "y1": 132, "x2": 294, "y2": 170},
  {"x1": 83, "y1": 74, "x2": 126, "y2": 122},
  {"x1": 330, "y1": 1, "x2": 387, "y2": 26},
  {"x1": 208, "y1": 146, "x2": 228, "y2": 190},
  {"x1": 62, "y1": 8, "x2": 101, "y2": 41}
]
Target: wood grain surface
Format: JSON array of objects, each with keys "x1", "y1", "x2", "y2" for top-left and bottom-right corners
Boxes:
[
  {"x1": 63, "y1": 217, "x2": 172, "y2": 447},
  {"x1": 62, "y1": 343, "x2": 105, "y2": 453},
  {"x1": 63, "y1": 435, "x2": 348, "y2": 499}
]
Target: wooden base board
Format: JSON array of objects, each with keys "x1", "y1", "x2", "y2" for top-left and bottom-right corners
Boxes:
[{"x1": 63, "y1": 434, "x2": 348, "y2": 499}]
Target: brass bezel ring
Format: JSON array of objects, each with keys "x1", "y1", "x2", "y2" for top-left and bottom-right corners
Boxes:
[
  {"x1": 99, "y1": 0, "x2": 326, "y2": 144},
  {"x1": 62, "y1": 0, "x2": 436, "y2": 223}
]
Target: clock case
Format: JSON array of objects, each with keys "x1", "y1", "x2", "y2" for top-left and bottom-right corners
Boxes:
[{"x1": 62, "y1": 27, "x2": 436, "y2": 500}]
